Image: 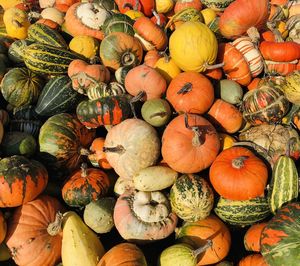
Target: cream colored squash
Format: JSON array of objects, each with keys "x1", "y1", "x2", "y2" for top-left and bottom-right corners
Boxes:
[
  {"x1": 41, "y1": 7, "x2": 65, "y2": 25},
  {"x1": 114, "y1": 176, "x2": 134, "y2": 196}
]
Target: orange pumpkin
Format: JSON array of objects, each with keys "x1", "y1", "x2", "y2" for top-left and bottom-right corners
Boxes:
[
  {"x1": 247, "y1": 77, "x2": 262, "y2": 90},
  {"x1": 55, "y1": 0, "x2": 80, "y2": 12},
  {"x1": 144, "y1": 49, "x2": 163, "y2": 67},
  {"x1": 36, "y1": 18, "x2": 60, "y2": 29},
  {"x1": 161, "y1": 113, "x2": 220, "y2": 173},
  {"x1": 207, "y1": 99, "x2": 243, "y2": 134},
  {"x1": 174, "y1": 0, "x2": 202, "y2": 13},
  {"x1": 124, "y1": 64, "x2": 167, "y2": 100},
  {"x1": 238, "y1": 254, "x2": 268, "y2": 266},
  {"x1": 97, "y1": 243, "x2": 147, "y2": 266},
  {"x1": 0, "y1": 210, "x2": 6, "y2": 244},
  {"x1": 88, "y1": 137, "x2": 112, "y2": 169},
  {"x1": 209, "y1": 146, "x2": 268, "y2": 200},
  {"x1": 244, "y1": 222, "x2": 268, "y2": 252},
  {"x1": 5, "y1": 195, "x2": 64, "y2": 266},
  {"x1": 166, "y1": 71, "x2": 214, "y2": 114},
  {"x1": 204, "y1": 68, "x2": 223, "y2": 80}
]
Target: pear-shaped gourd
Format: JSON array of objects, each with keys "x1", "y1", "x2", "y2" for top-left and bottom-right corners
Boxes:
[{"x1": 62, "y1": 211, "x2": 105, "y2": 266}]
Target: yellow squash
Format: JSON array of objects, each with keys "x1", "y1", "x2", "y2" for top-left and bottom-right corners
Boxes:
[
  {"x1": 155, "y1": 0, "x2": 174, "y2": 14},
  {"x1": 0, "y1": 0, "x2": 22, "y2": 10},
  {"x1": 69, "y1": 35, "x2": 99, "y2": 59},
  {"x1": 154, "y1": 56, "x2": 181, "y2": 84},
  {"x1": 62, "y1": 211, "x2": 105, "y2": 266}
]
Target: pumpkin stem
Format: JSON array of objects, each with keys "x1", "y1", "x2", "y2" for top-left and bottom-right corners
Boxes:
[
  {"x1": 47, "y1": 212, "x2": 63, "y2": 236},
  {"x1": 121, "y1": 51, "x2": 137, "y2": 67},
  {"x1": 81, "y1": 163, "x2": 88, "y2": 177},
  {"x1": 152, "y1": 9, "x2": 161, "y2": 26},
  {"x1": 232, "y1": 156, "x2": 249, "y2": 169},
  {"x1": 184, "y1": 113, "x2": 204, "y2": 146},
  {"x1": 193, "y1": 239, "x2": 213, "y2": 257},
  {"x1": 246, "y1": 26, "x2": 261, "y2": 45},
  {"x1": 177, "y1": 82, "x2": 192, "y2": 95},
  {"x1": 103, "y1": 145, "x2": 126, "y2": 154},
  {"x1": 204, "y1": 62, "x2": 224, "y2": 70},
  {"x1": 80, "y1": 148, "x2": 90, "y2": 156}
]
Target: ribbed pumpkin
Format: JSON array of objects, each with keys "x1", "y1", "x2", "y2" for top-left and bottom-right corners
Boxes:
[
  {"x1": 0, "y1": 67, "x2": 44, "y2": 108},
  {"x1": 5, "y1": 195, "x2": 64, "y2": 266},
  {"x1": 209, "y1": 146, "x2": 268, "y2": 200},
  {"x1": 161, "y1": 113, "x2": 220, "y2": 173},
  {"x1": 242, "y1": 85, "x2": 290, "y2": 125},
  {"x1": 166, "y1": 71, "x2": 214, "y2": 114},
  {"x1": 0, "y1": 210, "x2": 6, "y2": 244},
  {"x1": 62, "y1": 163, "x2": 110, "y2": 208},
  {"x1": 39, "y1": 113, "x2": 96, "y2": 171},
  {"x1": 169, "y1": 21, "x2": 218, "y2": 72},
  {"x1": 0, "y1": 155, "x2": 48, "y2": 208},
  {"x1": 97, "y1": 243, "x2": 147, "y2": 266}
]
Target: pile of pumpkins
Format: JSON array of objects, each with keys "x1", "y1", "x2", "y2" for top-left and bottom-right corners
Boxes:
[{"x1": 0, "y1": 0, "x2": 300, "y2": 265}]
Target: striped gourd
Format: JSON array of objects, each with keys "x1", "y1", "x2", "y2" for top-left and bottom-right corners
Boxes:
[
  {"x1": 268, "y1": 155, "x2": 299, "y2": 214},
  {"x1": 232, "y1": 37, "x2": 264, "y2": 77},
  {"x1": 87, "y1": 82, "x2": 126, "y2": 100},
  {"x1": 214, "y1": 196, "x2": 271, "y2": 226},
  {"x1": 35, "y1": 76, "x2": 82, "y2": 116},
  {"x1": 27, "y1": 23, "x2": 67, "y2": 48},
  {"x1": 24, "y1": 43, "x2": 85, "y2": 75},
  {"x1": 201, "y1": 0, "x2": 235, "y2": 11},
  {"x1": 8, "y1": 39, "x2": 33, "y2": 64}
]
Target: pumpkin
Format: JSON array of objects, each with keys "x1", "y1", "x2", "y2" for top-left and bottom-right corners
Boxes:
[
  {"x1": 97, "y1": 243, "x2": 147, "y2": 266},
  {"x1": 114, "y1": 189, "x2": 178, "y2": 241},
  {"x1": 0, "y1": 155, "x2": 48, "y2": 208},
  {"x1": 0, "y1": 67, "x2": 44, "y2": 108},
  {"x1": 40, "y1": 7, "x2": 65, "y2": 25},
  {"x1": 219, "y1": 0, "x2": 270, "y2": 40},
  {"x1": 169, "y1": 21, "x2": 219, "y2": 72},
  {"x1": 68, "y1": 59, "x2": 110, "y2": 95},
  {"x1": 144, "y1": 49, "x2": 163, "y2": 67},
  {"x1": 69, "y1": 36, "x2": 100, "y2": 59},
  {"x1": 0, "y1": 211, "x2": 6, "y2": 244},
  {"x1": 115, "y1": 0, "x2": 155, "y2": 17},
  {"x1": 64, "y1": 2, "x2": 109, "y2": 40},
  {"x1": 104, "y1": 118, "x2": 160, "y2": 179},
  {"x1": 207, "y1": 99, "x2": 243, "y2": 134},
  {"x1": 154, "y1": 55, "x2": 182, "y2": 84},
  {"x1": 101, "y1": 13, "x2": 135, "y2": 36},
  {"x1": 166, "y1": 71, "x2": 214, "y2": 114},
  {"x1": 100, "y1": 32, "x2": 143, "y2": 71},
  {"x1": 174, "y1": 0, "x2": 202, "y2": 13},
  {"x1": 39, "y1": 113, "x2": 96, "y2": 171},
  {"x1": 88, "y1": 137, "x2": 112, "y2": 169},
  {"x1": 209, "y1": 146, "x2": 268, "y2": 200},
  {"x1": 55, "y1": 0, "x2": 80, "y2": 12},
  {"x1": 238, "y1": 254, "x2": 268, "y2": 266},
  {"x1": 244, "y1": 222, "x2": 267, "y2": 252},
  {"x1": 124, "y1": 64, "x2": 167, "y2": 100},
  {"x1": 176, "y1": 214, "x2": 231, "y2": 265},
  {"x1": 5, "y1": 195, "x2": 64, "y2": 266},
  {"x1": 161, "y1": 113, "x2": 220, "y2": 173}
]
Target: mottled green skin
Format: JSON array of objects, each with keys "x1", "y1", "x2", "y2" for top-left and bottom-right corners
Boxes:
[
  {"x1": 0, "y1": 67, "x2": 44, "y2": 107},
  {"x1": 102, "y1": 13, "x2": 135, "y2": 36},
  {"x1": 201, "y1": 0, "x2": 235, "y2": 11},
  {"x1": 35, "y1": 75, "x2": 82, "y2": 116},
  {"x1": 8, "y1": 39, "x2": 33, "y2": 64},
  {"x1": 261, "y1": 202, "x2": 300, "y2": 266},
  {"x1": 214, "y1": 196, "x2": 271, "y2": 227}
]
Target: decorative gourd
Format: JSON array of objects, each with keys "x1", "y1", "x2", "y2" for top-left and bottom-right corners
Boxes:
[
  {"x1": 8, "y1": 39, "x2": 33, "y2": 64},
  {"x1": 0, "y1": 210, "x2": 6, "y2": 244},
  {"x1": 69, "y1": 35, "x2": 100, "y2": 59},
  {"x1": 219, "y1": 0, "x2": 270, "y2": 40},
  {"x1": 88, "y1": 137, "x2": 112, "y2": 169},
  {"x1": 174, "y1": 0, "x2": 202, "y2": 13},
  {"x1": 154, "y1": 55, "x2": 181, "y2": 84},
  {"x1": 39, "y1": 113, "x2": 96, "y2": 171},
  {"x1": 169, "y1": 21, "x2": 219, "y2": 72},
  {"x1": 170, "y1": 174, "x2": 214, "y2": 222},
  {"x1": 261, "y1": 202, "x2": 300, "y2": 266},
  {"x1": 156, "y1": 0, "x2": 174, "y2": 13},
  {"x1": 0, "y1": 67, "x2": 44, "y2": 108},
  {"x1": 62, "y1": 211, "x2": 105, "y2": 266},
  {"x1": 210, "y1": 146, "x2": 268, "y2": 200},
  {"x1": 84, "y1": 197, "x2": 116, "y2": 234},
  {"x1": 281, "y1": 70, "x2": 300, "y2": 105},
  {"x1": 162, "y1": 113, "x2": 220, "y2": 173},
  {"x1": 55, "y1": 0, "x2": 80, "y2": 12},
  {"x1": 244, "y1": 222, "x2": 267, "y2": 252},
  {"x1": 238, "y1": 254, "x2": 268, "y2": 266},
  {"x1": 0, "y1": 155, "x2": 48, "y2": 207},
  {"x1": 207, "y1": 99, "x2": 243, "y2": 134},
  {"x1": 201, "y1": 0, "x2": 235, "y2": 11},
  {"x1": 97, "y1": 243, "x2": 147, "y2": 266},
  {"x1": 124, "y1": 64, "x2": 167, "y2": 100},
  {"x1": 218, "y1": 133, "x2": 237, "y2": 151},
  {"x1": 176, "y1": 214, "x2": 231, "y2": 265},
  {"x1": 104, "y1": 118, "x2": 160, "y2": 179},
  {"x1": 114, "y1": 176, "x2": 134, "y2": 196},
  {"x1": 115, "y1": 0, "x2": 155, "y2": 17},
  {"x1": 62, "y1": 163, "x2": 110, "y2": 207},
  {"x1": 114, "y1": 189, "x2": 178, "y2": 241},
  {"x1": 115, "y1": 65, "x2": 133, "y2": 84},
  {"x1": 36, "y1": 18, "x2": 60, "y2": 30},
  {"x1": 5, "y1": 195, "x2": 64, "y2": 266},
  {"x1": 166, "y1": 71, "x2": 214, "y2": 114},
  {"x1": 214, "y1": 196, "x2": 271, "y2": 226},
  {"x1": 100, "y1": 32, "x2": 143, "y2": 70},
  {"x1": 64, "y1": 2, "x2": 109, "y2": 40},
  {"x1": 242, "y1": 85, "x2": 290, "y2": 125},
  {"x1": 215, "y1": 79, "x2": 243, "y2": 105},
  {"x1": 144, "y1": 49, "x2": 163, "y2": 67},
  {"x1": 40, "y1": 7, "x2": 65, "y2": 25},
  {"x1": 101, "y1": 13, "x2": 135, "y2": 36},
  {"x1": 68, "y1": 59, "x2": 110, "y2": 95}
]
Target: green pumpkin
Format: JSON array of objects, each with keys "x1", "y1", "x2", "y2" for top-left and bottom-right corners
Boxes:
[{"x1": 0, "y1": 67, "x2": 44, "y2": 107}]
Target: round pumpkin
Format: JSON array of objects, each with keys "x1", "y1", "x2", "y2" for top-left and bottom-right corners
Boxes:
[
  {"x1": 0, "y1": 155, "x2": 48, "y2": 208},
  {"x1": 238, "y1": 254, "x2": 268, "y2": 266},
  {"x1": 161, "y1": 113, "x2": 220, "y2": 173},
  {"x1": 244, "y1": 222, "x2": 267, "y2": 252},
  {"x1": 209, "y1": 146, "x2": 268, "y2": 200},
  {"x1": 0, "y1": 211, "x2": 6, "y2": 244},
  {"x1": 5, "y1": 195, "x2": 64, "y2": 266}
]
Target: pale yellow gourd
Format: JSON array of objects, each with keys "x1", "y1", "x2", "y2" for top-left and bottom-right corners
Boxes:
[
  {"x1": 200, "y1": 8, "x2": 216, "y2": 25},
  {"x1": 69, "y1": 35, "x2": 100, "y2": 59},
  {"x1": 169, "y1": 21, "x2": 219, "y2": 72},
  {"x1": 155, "y1": 0, "x2": 174, "y2": 14},
  {"x1": 154, "y1": 56, "x2": 181, "y2": 84},
  {"x1": 62, "y1": 211, "x2": 105, "y2": 266}
]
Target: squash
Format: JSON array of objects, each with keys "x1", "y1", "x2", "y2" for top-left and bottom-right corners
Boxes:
[
  {"x1": 0, "y1": 210, "x2": 6, "y2": 244},
  {"x1": 215, "y1": 79, "x2": 243, "y2": 105},
  {"x1": 101, "y1": 13, "x2": 135, "y2": 36},
  {"x1": 174, "y1": 0, "x2": 202, "y2": 13},
  {"x1": 244, "y1": 222, "x2": 267, "y2": 252},
  {"x1": 154, "y1": 55, "x2": 182, "y2": 84},
  {"x1": 69, "y1": 35, "x2": 100, "y2": 59},
  {"x1": 40, "y1": 7, "x2": 65, "y2": 25},
  {"x1": 114, "y1": 176, "x2": 134, "y2": 196},
  {"x1": 62, "y1": 211, "x2": 105, "y2": 266},
  {"x1": 281, "y1": 70, "x2": 300, "y2": 105},
  {"x1": 8, "y1": 39, "x2": 33, "y2": 64},
  {"x1": 201, "y1": 0, "x2": 235, "y2": 11},
  {"x1": 88, "y1": 137, "x2": 112, "y2": 169},
  {"x1": 238, "y1": 254, "x2": 268, "y2": 266},
  {"x1": 115, "y1": 0, "x2": 155, "y2": 17}
]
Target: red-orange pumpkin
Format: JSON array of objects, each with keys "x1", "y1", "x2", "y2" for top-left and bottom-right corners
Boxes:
[
  {"x1": 166, "y1": 71, "x2": 214, "y2": 114},
  {"x1": 5, "y1": 195, "x2": 64, "y2": 266},
  {"x1": 0, "y1": 210, "x2": 6, "y2": 244},
  {"x1": 244, "y1": 222, "x2": 268, "y2": 252},
  {"x1": 88, "y1": 137, "x2": 112, "y2": 169},
  {"x1": 238, "y1": 254, "x2": 268, "y2": 266},
  {"x1": 161, "y1": 113, "x2": 220, "y2": 173},
  {"x1": 209, "y1": 146, "x2": 268, "y2": 200},
  {"x1": 174, "y1": 0, "x2": 202, "y2": 13}
]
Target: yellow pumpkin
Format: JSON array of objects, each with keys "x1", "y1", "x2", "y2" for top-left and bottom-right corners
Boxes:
[
  {"x1": 169, "y1": 21, "x2": 218, "y2": 72},
  {"x1": 155, "y1": 0, "x2": 174, "y2": 14},
  {"x1": 154, "y1": 56, "x2": 181, "y2": 84},
  {"x1": 69, "y1": 35, "x2": 100, "y2": 59},
  {"x1": 125, "y1": 10, "x2": 145, "y2": 20},
  {"x1": 3, "y1": 7, "x2": 30, "y2": 39},
  {"x1": 218, "y1": 133, "x2": 236, "y2": 151},
  {"x1": 200, "y1": 8, "x2": 216, "y2": 25}
]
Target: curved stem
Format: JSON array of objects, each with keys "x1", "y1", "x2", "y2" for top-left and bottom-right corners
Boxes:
[
  {"x1": 103, "y1": 145, "x2": 126, "y2": 154},
  {"x1": 247, "y1": 26, "x2": 261, "y2": 45},
  {"x1": 193, "y1": 240, "x2": 213, "y2": 257},
  {"x1": 47, "y1": 212, "x2": 63, "y2": 236},
  {"x1": 152, "y1": 9, "x2": 161, "y2": 26},
  {"x1": 81, "y1": 163, "x2": 88, "y2": 177},
  {"x1": 205, "y1": 62, "x2": 224, "y2": 70},
  {"x1": 184, "y1": 113, "x2": 204, "y2": 147},
  {"x1": 177, "y1": 82, "x2": 192, "y2": 95},
  {"x1": 232, "y1": 156, "x2": 249, "y2": 169}
]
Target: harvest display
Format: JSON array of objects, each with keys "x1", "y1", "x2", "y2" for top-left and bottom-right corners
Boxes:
[{"x1": 0, "y1": 0, "x2": 300, "y2": 265}]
